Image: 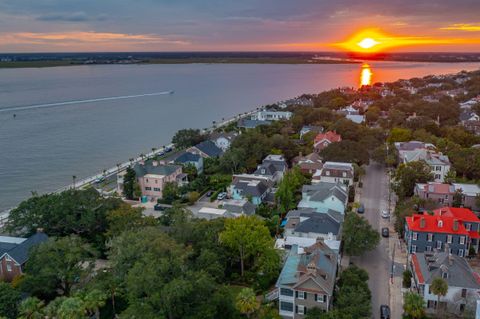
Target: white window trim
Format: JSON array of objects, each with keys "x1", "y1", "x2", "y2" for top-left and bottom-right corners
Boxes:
[{"x1": 297, "y1": 305, "x2": 305, "y2": 315}]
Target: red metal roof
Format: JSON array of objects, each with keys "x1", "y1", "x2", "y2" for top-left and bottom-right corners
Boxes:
[
  {"x1": 411, "y1": 254, "x2": 424, "y2": 284},
  {"x1": 469, "y1": 231, "x2": 480, "y2": 239},
  {"x1": 314, "y1": 131, "x2": 342, "y2": 144},
  {"x1": 433, "y1": 207, "x2": 480, "y2": 223},
  {"x1": 406, "y1": 214, "x2": 469, "y2": 235}
]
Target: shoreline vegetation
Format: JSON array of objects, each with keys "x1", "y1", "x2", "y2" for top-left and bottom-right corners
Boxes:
[
  {"x1": 1, "y1": 51, "x2": 480, "y2": 69},
  {"x1": 0, "y1": 57, "x2": 360, "y2": 68}
]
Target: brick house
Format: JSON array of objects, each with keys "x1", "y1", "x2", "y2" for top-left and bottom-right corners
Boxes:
[
  {"x1": 0, "y1": 232, "x2": 48, "y2": 282},
  {"x1": 292, "y1": 153, "x2": 323, "y2": 174}
]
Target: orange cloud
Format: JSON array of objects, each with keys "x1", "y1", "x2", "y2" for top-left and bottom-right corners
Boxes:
[
  {"x1": 0, "y1": 31, "x2": 189, "y2": 47},
  {"x1": 440, "y1": 24, "x2": 480, "y2": 32}
]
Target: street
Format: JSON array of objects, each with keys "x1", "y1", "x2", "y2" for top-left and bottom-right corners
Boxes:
[{"x1": 352, "y1": 163, "x2": 392, "y2": 319}]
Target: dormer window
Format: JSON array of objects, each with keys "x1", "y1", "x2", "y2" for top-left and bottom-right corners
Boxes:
[
  {"x1": 442, "y1": 271, "x2": 448, "y2": 279},
  {"x1": 326, "y1": 171, "x2": 330, "y2": 176},
  {"x1": 438, "y1": 220, "x2": 443, "y2": 228}
]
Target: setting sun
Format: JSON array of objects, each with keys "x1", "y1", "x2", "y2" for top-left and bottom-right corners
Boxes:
[{"x1": 357, "y1": 38, "x2": 380, "y2": 49}]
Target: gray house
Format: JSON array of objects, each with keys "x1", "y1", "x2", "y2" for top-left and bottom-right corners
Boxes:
[
  {"x1": 254, "y1": 154, "x2": 288, "y2": 183},
  {"x1": 410, "y1": 252, "x2": 480, "y2": 315},
  {"x1": 276, "y1": 241, "x2": 338, "y2": 318}
]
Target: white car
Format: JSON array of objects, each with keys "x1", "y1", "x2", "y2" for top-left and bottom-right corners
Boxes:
[
  {"x1": 381, "y1": 210, "x2": 390, "y2": 219},
  {"x1": 217, "y1": 192, "x2": 227, "y2": 200}
]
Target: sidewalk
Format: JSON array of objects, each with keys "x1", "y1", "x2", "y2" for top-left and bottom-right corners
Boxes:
[{"x1": 388, "y1": 234, "x2": 407, "y2": 319}]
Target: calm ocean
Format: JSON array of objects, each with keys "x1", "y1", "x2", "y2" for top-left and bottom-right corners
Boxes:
[{"x1": 0, "y1": 62, "x2": 479, "y2": 210}]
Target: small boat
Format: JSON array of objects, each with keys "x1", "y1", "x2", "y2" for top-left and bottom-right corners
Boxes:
[{"x1": 169, "y1": 90, "x2": 175, "y2": 94}]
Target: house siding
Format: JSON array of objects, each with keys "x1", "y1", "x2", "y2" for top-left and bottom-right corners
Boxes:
[
  {"x1": 0, "y1": 255, "x2": 22, "y2": 282},
  {"x1": 405, "y1": 229, "x2": 468, "y2": 256}
]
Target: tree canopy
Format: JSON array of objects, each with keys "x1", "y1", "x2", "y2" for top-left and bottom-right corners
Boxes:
[{"x1": 342, "y1": 212, "x2": 380, "y2": 256}]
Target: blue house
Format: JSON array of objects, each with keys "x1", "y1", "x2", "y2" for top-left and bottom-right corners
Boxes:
[
  {"x1": 297, "y1": 182, "x2": 348, "y2": 215},
  {"x1": 229, "y1": 175, "x2": 270, "y2": 205}
]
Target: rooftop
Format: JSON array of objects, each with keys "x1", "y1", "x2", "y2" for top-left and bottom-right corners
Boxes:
[
  {"x1": 134, "y1": 161, "x2": 181, "y2": 178},
  {"x1": 406, "y1": 214, "x2": 469, "y2": 235}
]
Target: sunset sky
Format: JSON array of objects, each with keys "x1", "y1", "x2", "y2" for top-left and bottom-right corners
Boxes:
[{"x1": 1, "y1": 0, "x2": 480, "y2": 52}]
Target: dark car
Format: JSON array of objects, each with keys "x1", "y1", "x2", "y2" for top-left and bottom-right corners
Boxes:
[
  {"x1": 206, "y1": 190, "x2": 214, "y2": 197},
  {"x1": 380, "y1": 305, "x2": 390, "y2": 319},
  {"x1": 357, "y1": 204, "x2": 365, "y2": 214},
  {"x1": 381, "y1": 227, "x2": 390, "y2": 238},
  {"x1": 154, "y1": 204, "x2": 167, "y2": 211}
]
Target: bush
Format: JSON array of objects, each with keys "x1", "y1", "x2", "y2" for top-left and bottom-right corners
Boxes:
[
  {"x1": 403, "y1": 270, "x2": 412, "y2": 288},
  {"x1": 348, "y1": 186, "x2": 355, "y2": 203}
]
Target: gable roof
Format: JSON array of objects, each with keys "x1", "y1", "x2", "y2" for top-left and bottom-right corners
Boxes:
[
  {"x1": 2, "y1": 233, "x2": 48, "y2": 265},
  {"x1": 286, "y1": 212, "x2": 341, "y2": 236},
  {"x1": 412, "y1": 252, "x2": 480, "y2": 289},
  {"x1": 174, "y1": 152, "x2": 202, "y2": 164},
  {"x1": 237, "y1": 118, "x2": 272, "y2": 129},
  {"x1": 302, "y1": 182, "x2": 348, "y2": 204},
  {"x1": 416, "y1": 182, "x2": 455, "y2": 195},
  {"x1": 452, "y1": 183, "x2": 480, "y2": 197},
  {"x1": 232, "y1": 178, "x2": 269, "y2": 197},
  {"x1": 314, "y1": 131, "x2": 342, "y2": 145},
  {"x1": 192, "y1": 140, "x2": 223, "y2": 157}
]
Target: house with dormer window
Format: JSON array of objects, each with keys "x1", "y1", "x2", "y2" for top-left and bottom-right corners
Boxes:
[
  {"x1": 404, "y1": 207, "x2": 480, "y2": 256},
  {"x1": 276, "y1": 241, "x2": 338, "y2": 318}
]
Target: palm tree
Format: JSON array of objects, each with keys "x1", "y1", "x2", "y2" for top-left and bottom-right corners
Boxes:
[
  {"x1": 403, "y1": 292, "x2": 425, "y2": 319},
  {"x1": 18, "y1": 297, "x2": 45, "y2": 319},
  {"x1": 235, "y1": 288, "x2": 259, "y2": 319},
  {"x1": 82, "y1": 289, "x2": 107, "y2": 319},
  {"x1": 431, "y1": 277, "x2": 448, "y2": 314},
  {"x1": 56, "y1": 297, "x2": 85, "y2": 319}
]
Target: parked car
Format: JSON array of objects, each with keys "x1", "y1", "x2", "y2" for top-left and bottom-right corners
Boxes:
[
  {"x1": 381, "y1": 227, "x2": 390, "y2": 238},
  {"x1": 154, "y1": 204, "x2": 168, "y2": 211},
  {"x1": 381, "y1": 210, "x2": 390, "y2": 219},
  {"x1": 217, "y1": 192, "x2": 227, "y2": 200},
  {"x1": 357, "y1": 204, "x2": 365, "y2": 214},
  {"x1": 380, "y1": 305, "x2": 390, "y2": 319},
  {"x1": 206, "y1": 190, "x2": 214, "y2": 197}
]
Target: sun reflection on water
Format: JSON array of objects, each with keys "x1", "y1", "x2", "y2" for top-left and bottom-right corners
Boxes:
[{"x1": 360, "y1": 63, "x2": 373, "y2": 87}]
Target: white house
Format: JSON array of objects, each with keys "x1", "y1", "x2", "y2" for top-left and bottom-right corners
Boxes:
[
  {"x1": 312, "y1": 162, "x2": 354, "y2": 187},
  {"x1": 251, "y1": 110, "x2": 292, "y2": 121}
]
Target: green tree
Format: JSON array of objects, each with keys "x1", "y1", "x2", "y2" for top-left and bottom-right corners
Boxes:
[
  {"x1": 275, "y1": 167, "x2": 306, "y2": 214},
  {"x1": 187, "y1": 191, "x2": 200, "y2": 205},
  {"x1": 122, "y1": 167, "x2": 138, "y2": 200},
  {"x1": 304, "y1": 307, "x2": 324, "y2": 319},
  {"x1": 335, "y1": 265, "x2": 372, "y2": 318},
  {"x1": 392, "y1": 161, "x2": 434, "y2": 199},
  {"x1": 0, "y1": 283, "x2": 21, "y2": 319},
  {"x1": 403, "y1": 270, "x2": 412, "y2": 288},
  {"x1": 320, "y1": 140, "x2": 370, "y2": 166},
  {"x1": 6, "y1": 188, "x2": 122, "y2": 250},
  {"x1": 430, "y1": 277, "x2": 448, "y2": 314},
  {"x1": 81, "y1": 289, "x2": 107, "y2": 319},
  {"x1": 342, "y1": 213, "x2": 380, "y2": 256},
  {"x1": 365, "y1": 106, "x2": 381, "y2": 123},
  {"x1": 172, "y1": 128, "x2": 205, "y2": 149},
  {"x1": 105, "y1": 204, "x2": 155, "y2": 238},
  {"x1": 162, "y1": 182, "x2": 180, "y2": 204},
  {"x1": 21, "y1": 235, "x2": 97, "y2": 298},
  {"x1": 220, "y1": 216, "x2": 276, "y2": 278},
  {"x1": 403, "y1": 292, "x2": 425, "y2": 319},
  {"x1": 235, "y1": 288, "x2": 259, "y2": 319},
  {"x1": 18, "y1": 297, "x2": 44, "y2": 319},
  {"x1": 452, "y1": 190, "x2": 463, "y2": 207},
  {"x1": 388, "y1": 127, "x2": 412, "y2": 143},
  {"x1": 56, "y1": 297, "x2": 86, "y2": 319}
]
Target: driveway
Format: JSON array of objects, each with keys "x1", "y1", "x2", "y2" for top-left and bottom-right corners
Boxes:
[{"x1": 351, "y1": 163, "x2": 394, "y2": 319}]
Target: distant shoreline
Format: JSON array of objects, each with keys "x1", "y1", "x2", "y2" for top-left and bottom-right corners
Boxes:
[{"x1": 0, "y1": 58, "x2": 360, "y2": 69}]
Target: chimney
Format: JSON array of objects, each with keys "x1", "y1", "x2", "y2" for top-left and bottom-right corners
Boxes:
[
  {"x1": 420, "y1": 217, "x2": 426, "y2": 229},
  {"x1": 453, "y1": 219, "x2": 459, "y2": 231}
]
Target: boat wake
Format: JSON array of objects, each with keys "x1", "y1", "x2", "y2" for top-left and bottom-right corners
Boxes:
[{"x1": 0, "y1": 91, "x2": 174, "y2": 113}]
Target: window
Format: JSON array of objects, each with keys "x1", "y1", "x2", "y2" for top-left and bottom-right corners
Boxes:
[
  {"x1": 326, "y1": 171, "x2": 330, "y2": 176},
  {"x1": 5, "y1": 256, "x2": 11, "y2": 262},
  {"x1": 436, "y1": 241, "x2": 442, "y2": 250},
  {"x1": 145, "y1": 187, "x2": 152, "y2": 191},
  {"x1": 465, "y1": 224, "x2": 471, "y2": 231},
  {"x1": 153, "y1": 188, "x2": 161, "y2": 192},
  {"x1": 442, "y1": 271, "x2": 448, "y2": 279},
  {"x1": 461, "y1": 289, "x2": 467, "y2": 298},
  {"x1": 438, "y1": 220, "x2": 443, "y2": 228},
  {"x1": 426, "y1": 246, "x2": 432, "y2": 252},
  {"x1": 280, "y1": 288, "x2": 293, "y2": 297},
  {"x1": 6, "y1": 264, "x2": 12, "y2": 272},
  {"x1": 280, "y1": 302, "x2": 293, "y2": 312},
  {"x1": 316, "y1": 294, "x2": 327, "y2": 303},
  {"x1": 296, "y1": 291, "x2": 307, "y2": 300},
  {"x1": 413, "y1": 232, "x2": 418, "y2": 240},
  {"x1": 435, "y1": 174, "x2": 441, "y2": 180},
  {"x1": 460, "y1": 236, "x2": 465, "y2": 245},
  {"x1": 447, "y1": 235, "x2": 452, "y2": 244},
  {"x1": 411, "y1": 245, "x2": 417, "y2": 253},
  {"x1": 297, "y1": 305, "x2": 306, "y2": 315},
  {"x1": 428, "y1": 233, "x2": 433, "y2": 242},
  {"x1": 436, "y1": 166, "x2": 441, "y2": 171},
  {"x1": 146, "y1": 178, "x2": 149, "y2": 183},
  {"x1": 459, "y1": 249, "x2": 464, "y2": 257}
]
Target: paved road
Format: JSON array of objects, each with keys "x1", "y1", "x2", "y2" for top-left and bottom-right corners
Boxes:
[{"x1": 352, "y1": 163, "x2": 391, "y2": 319}]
